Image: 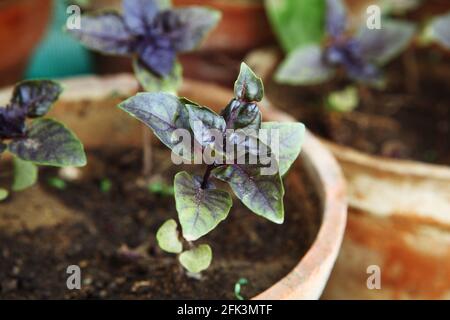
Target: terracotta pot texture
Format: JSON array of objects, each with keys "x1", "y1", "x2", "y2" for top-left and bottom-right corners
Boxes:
[
  {"x1": 0, "y1": 0, "x2": 52, "y2": 87},
  {"x1": 246, "y1": 48, "x2": 450, "y2": 300},
  {"x1": 0, "y1": 74, "x2": 347, "y2": 300}
]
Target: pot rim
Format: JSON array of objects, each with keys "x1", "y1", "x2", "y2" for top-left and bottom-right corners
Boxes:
[{"x1": 0, "y1": 74, "x2": 348, "y2": 300}]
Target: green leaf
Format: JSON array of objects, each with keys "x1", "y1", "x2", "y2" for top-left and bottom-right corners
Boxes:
[
  {"x1": 275, "y1": 44, "x2": 334, "y2": 85},
  {"x1": 186, "y1": 104, "x2": 226, "y2": 148},
  {"x1": 12, "y1": 157, "x2": 38, "y2": 192},
  {"x1": 11, "y1": 80, "x2": 62, "y2": 118},
  {"x1": 234, "y1": 63, "x2": 264, "y2": 102},
  {"x1": 47, "y1": 177, "x2": 67, "y2": 190},
  {"x1": 426, "y1": 12, "x2": 450, "y2": 50},
  {"x1": 261, "y1": 122, "x2": 305, "y2": 176},
  {"x1": 118, "y1": 92, "x2": 191, "y2": 153},
  {"x1": 356, "y1": 19, "x2": 416, "y2": 66},
  {"x1": 326, "y1": 86, "x2": 359, "y2": 112},
  {"x1": 265, "y1": 0, "x2": 325, "y2": 52},
  {"x1": 0, "y1": 188, "x2": 8, "y2": 201},
  {"x1": 8, "y1": 119, "x2": 86, "y2": 167},
  {"x1": 179, "y1": 244, "x2": 212, "y2": 273},
  {"x1": 213, "y1": 163, "x2": 285, "y2": 224},
  {"x1": 156, "y1": 219, "x2": 183, "y2": 254},
  {"x1": 174, "y1": 171, "x2": 232, "y2": 241},
  {"x1": 132, "y1": 57, "x2": 182, "y2": 94}
]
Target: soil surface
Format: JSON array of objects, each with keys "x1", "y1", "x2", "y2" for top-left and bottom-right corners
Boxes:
[
  {"x1": 0, "y1": 147, "x2": 321, "y2": 299},
  {"x1": 267, "y1": 49, "x2": 450, "y2": 165}
]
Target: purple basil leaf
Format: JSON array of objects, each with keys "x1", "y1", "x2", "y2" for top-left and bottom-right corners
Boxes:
[
  {"x1": 186, "y1": 104, "x2": 226, "y2": 148},
  {"x1": 326, "y1": 0, "x2": 347, "y2": 38},
  {"x1": 213, "y1": 162, "x2": 285, "y2": 224},
  {"x1": 8, "y1": 119, "x2": 86, "y2": 167},
  {"x1": 0, "y1": 105, "x2": 27, "y2": 139},
  {"x1": 118, "y1": 92, "x2": 191, "y2": 152},
  {"x1": 122, "y1": 0, "x2": 160, "y2": 34},
  {"x1": 221, "y1": 99, "x2": 261, "y2": 130},
  {"x1": 174, "y1": 171, "x2": 232, "y2": 241},
  {"x1": 137, "y1": 38, "x2": 176, "y2": 77},
  {"x1": 68, "y1": 12, "x2": 136, "y2": 55},
  {"x1": 325, "y1": 39, "x2": 381, "y2": 83},
  {"x1": 355, "y1": 19, "x2": 416, "y2": 66},
  {"x1": 11, "y1": 80, "x2": 62, "y2": 118},
  {"x1": 234, "y1": 63, "x2": 264, "y2": 102},
  {"x1": 276, "y1": 44, "x2": 334, "y2": 85},
  {"x1": 132, "y1": 57, "x2": 182, "y2": 93},
  {"x1": 167, "y1": 7, "x2": 221, "y2": 52},
  {"x1": 427, "y1": 12, "x2": 450, "y2": 50}
]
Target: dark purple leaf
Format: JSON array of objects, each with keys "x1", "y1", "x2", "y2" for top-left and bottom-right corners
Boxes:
[
  {"x1": 137, "y1": 36, "x2": 176, "y2": 77},
  {"x1": 174, "y1": 171, "x2": 232, "y2": 241},
  {"x1": 356, "y1": 19, "x2": 415, "y2": 65},
  {"x1": 326, "y1": 0, "x2": 347, "y2": 38},
  {"x1": 11, "y1": 80, "x2": 62, "y2": 118},
  {"x1": 68, "y1": 12, "x2": 136, "y2": 55},
  {"x1": 118, "y1": 92, "x2": 191, "y2": 151},
  {"x1": 221, "y1": 99, "x2": 261, "y2": 130},
  {"x1": 123, "y1": 0, "x2": 159, "y2": 34},
  {"x1": 186, "y1": 104, "x2": 226, "y2": 148},
  {"x1": 234, "y1": 63, "x2": 264, "y2": 102},
  {"x1": 8, "y1": 119, "x2": 86, "y2": 167},
  {"x1": 132, "y1": 57, "x2": 182, "y2": 92},
  {"x1": 165, "y1": 7, "x2": 221, "y2": 52},
  {"x1": 213, "y1": 162, "x2": 284, "y2": 224},
  {"x1": 0, "y1": 104, "x2": 27, "y2": 139},
  {"x1": 325, "y1": 39, "x2": 381, "y2": 83}
]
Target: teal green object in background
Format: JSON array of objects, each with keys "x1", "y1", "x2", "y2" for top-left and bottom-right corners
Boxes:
[{"x1": 25, "y1": 0, "x2": 94, "y2": 79}]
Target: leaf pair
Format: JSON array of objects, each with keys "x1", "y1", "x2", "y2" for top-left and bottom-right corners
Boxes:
[
  {"x1": 157, "y1": 219, "x2": 212, "y2": 273},
  {"x1": 274, "y1": 0, "x2": 416, "y2": 85},
  {"x1": 0, "y1": 81, "x2": 86, "y2": 195}
]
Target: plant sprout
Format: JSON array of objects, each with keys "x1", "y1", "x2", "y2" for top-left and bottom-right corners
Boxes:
[
  {"x1": 67, "y1": 0, "x2": 220, "y2": 176},
  {"x1": 274, "y1": 0, "x2": 416, "y2": 86},
  {"x1": 118, "y1": 63, "x2": 305, "y2": 273},
  {"x1": 0, "y1": 81, "x2": 86, "y2": 199}
]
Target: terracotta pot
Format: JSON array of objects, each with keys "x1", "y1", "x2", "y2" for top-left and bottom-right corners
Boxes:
[
  {"x1": 246, "y1": 48, "x2": 450, "y2": 300},
  {"x1": 0, "y1": 74, "x2": 347, "y2": 299},
  {"x1": 0, "y1": 0, "x2": 52, "y2": 87}
]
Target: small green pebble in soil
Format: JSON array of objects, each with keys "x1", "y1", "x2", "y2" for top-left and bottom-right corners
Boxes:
[
  {"x1": 234, "y1": 278, "x2": 248, "y2": 300},
  {"x1": 100, "y1": 178, "x2": 112, "y2": 193},
  {"x1": 47, "y1": 177, "x2": 67, "y2": 190},
  {"x1": 0, "y1": 188, "x2": 9, "y2": 201},
  {"x1": 148, "y1": 181, "x2": 174, "y2": 196}
]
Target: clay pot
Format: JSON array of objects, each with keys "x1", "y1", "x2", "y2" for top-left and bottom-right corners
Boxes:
[
  {"x1": 246, "y1": 48, "x2": 450, "y2": 300},
  {"x1": 0, "y1": 0, "x2": 52, "y2": 87},
  {"x1": 0, "y1": 74, "x2": 347, "y2": 299}
]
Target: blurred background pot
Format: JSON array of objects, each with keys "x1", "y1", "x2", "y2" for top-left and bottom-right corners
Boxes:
[
  {"x1": 0, "y1": 0, "x2": 52, "y2": 87},
  {"x1": 247, "y1": 48, "x2": 450, "y2": 300}
]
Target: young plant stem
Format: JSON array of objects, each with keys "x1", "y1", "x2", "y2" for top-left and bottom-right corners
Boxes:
[
  {"x1": 403, "y1": 49, "x2": 420, "y2": 94},
  {"x1": 201, "y1": 165, "x2": 214, "y2": 189},
  {"x1": 142, "y1": 126, "x2": 153, "y2": 178}
]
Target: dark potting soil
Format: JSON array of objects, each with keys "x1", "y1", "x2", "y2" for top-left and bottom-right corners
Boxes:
[
  {"x1": 266, "y1": 49, "x2": 450, "y2": 165},
  {"x1": 0, "y1": 147, "x2": 321, "y2": 299}
]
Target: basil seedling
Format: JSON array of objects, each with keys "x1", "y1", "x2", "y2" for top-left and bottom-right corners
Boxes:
[
  {"x1": 118, "y1": 63, "x2": 306, "y2": 273},
  {"x1": 0, "y1": 80, "x2": 86, "y2": 198}
]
